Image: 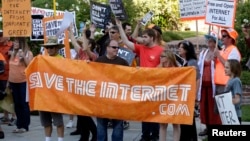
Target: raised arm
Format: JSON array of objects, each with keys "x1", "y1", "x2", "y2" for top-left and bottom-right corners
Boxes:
[
  {"x1": 131, "y1": 20, "x2": 142, "y2": 39},
  {"x1": 68, "y1": 23, "x2": 81, "y2": 52},
  {"x1": 89, "y1": 24, "x2": 96, "y2": 39},
  {"x1": 115, "y1": 19, "x2": 135, "y2": 51}
]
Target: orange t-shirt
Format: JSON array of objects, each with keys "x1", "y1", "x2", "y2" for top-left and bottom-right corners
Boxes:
[
  {"x1": 9, "y1": 51, "x2": 33, "y2": 83},
  {"x1": 0, "y1": 53, "x2": 6, "y2": 62}
]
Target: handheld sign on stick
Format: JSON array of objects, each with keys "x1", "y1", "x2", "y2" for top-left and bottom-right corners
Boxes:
[
  {"x1": 31, "y1": 15, "x2": 44, "y2": 41},
  {"x1": 90, "y1": 2, "x2": 111, "y2": 29},
  {"x1": 141, "y1": 11, "x2": 154, "y2": 26},
  {"x1": 109, "y1": 0, "x2": 127, "y2": 20},
  {"x1": 214, "y1": 91, "x2": 240, "y2": 125}
]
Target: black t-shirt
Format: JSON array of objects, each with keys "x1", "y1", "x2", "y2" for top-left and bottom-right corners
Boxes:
[{"x1": 95, "y1": 55, "x2": 129, "y2": 66}]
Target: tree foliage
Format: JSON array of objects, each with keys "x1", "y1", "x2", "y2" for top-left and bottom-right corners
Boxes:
[{"x1": 235, "y1": 0, "x2": 250, "y2": 69}]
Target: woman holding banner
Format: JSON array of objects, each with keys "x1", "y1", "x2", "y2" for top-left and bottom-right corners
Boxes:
[
  {"x1": 158, "y1": 50, "x2": 180, "y2": 141},
  {"x1": 178, "y1": 40, "x2": 200, "y2": 141},
  {"x1": 68, "y1": 24, "x2": 97, "y2": 141}
]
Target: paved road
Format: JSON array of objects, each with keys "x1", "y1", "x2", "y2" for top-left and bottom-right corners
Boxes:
[{"x1": 0, "y1": 114, "x2": 209, "y2": 141}]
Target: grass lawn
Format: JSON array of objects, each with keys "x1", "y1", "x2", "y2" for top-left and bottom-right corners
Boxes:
[
  {"x1": 242, "y1": 104, "x2": 250, "y2": 121},
  {"x1": 171, "y1": 31, "x2": 205, "y2": 38}
]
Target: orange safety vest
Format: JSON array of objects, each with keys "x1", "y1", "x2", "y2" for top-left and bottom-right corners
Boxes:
[{"x1": 214, "y1": 45, "x2": 241, "y2": 85}]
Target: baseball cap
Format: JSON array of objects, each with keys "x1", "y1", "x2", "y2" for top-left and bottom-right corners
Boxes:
[{"x1": 221, "y1": 28, "x2": 238, "y2": 42}]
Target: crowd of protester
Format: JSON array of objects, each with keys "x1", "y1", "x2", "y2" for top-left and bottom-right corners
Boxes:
[{"x1": 0, "y1": 16, "x2": 248, "y2": 141}]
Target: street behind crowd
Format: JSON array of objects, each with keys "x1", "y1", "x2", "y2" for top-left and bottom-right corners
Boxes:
[{"x1": 0, "y1": 114, "x2": 209, "y2": 141}]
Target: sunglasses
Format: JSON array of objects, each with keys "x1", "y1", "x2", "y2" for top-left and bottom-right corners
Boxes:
[
  {"x1": 110, "y1": 46, "x2": 119, "y2": 49},
  {"x1": 45, "y1": 46, "x2": 55, "y2": 49},
  {"x1": 160, "y1": 55, "x2": 166, "y2": 58},
  {"x1": 109, "y1": 31, "x2": 117, "y2": 34},
  {"x1": 222, "y1": 34, "x2": 229, "y2": 38}
]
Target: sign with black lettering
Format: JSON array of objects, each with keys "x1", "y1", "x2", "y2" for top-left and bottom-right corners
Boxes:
[
  {"x1": 117, "y1": 47, "x2": 135, "y2": 66},
  {"x1": 31, "y1": 15, "x2": 44, "y2": 41},
  {"x1": 109, "y1": 0, "x2": 127, "y2": 20},
  {"x1": 141, "y1": 11, "x2": 154, "y2": 26},
  {"x1": 90, "y1": 2, "x2": 111, "y2": 29},
  {"x1": 215, "y1": 91, "x2": 240, "y2": 125},
  {"x1": 205, "y1": 0, "x2": 236, "y2": 28},
  {"x1": 2, "y1": 0, "x2": 32, "y2": 37},
  {"x1": 179, "y1": 0, "x2": 206, "y2": 20},
  {"x1": 42, "y1": 15, "x2": 71, "y2": 59},
  {"x1": 31, "y1": 7, "x2": 78, "y2": 38}
]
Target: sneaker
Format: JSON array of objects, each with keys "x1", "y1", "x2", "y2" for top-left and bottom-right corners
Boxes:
[
  {"x1": 70, "y1": 130, "x2": 80, "y2": 135},
  {"x1": 198, "y1": 129, "x2": 207, "y2": 136},
  {"x1": 66, "y1": 120, "x2": 74, "y2": 128},
  {"x1": 123, "y1": 121, "x2": 129, "y2": 129},
  {"x1": 8, "y1": 118, "x2": 17, "y2": 126},
  {"x1": 12, "y1": 128, "x2": 27, "y2": 133}
]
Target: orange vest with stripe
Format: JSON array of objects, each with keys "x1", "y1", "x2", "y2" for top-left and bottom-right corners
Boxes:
[{"x1": 214, "y1": 45, "x2": 241, "y2": 85}]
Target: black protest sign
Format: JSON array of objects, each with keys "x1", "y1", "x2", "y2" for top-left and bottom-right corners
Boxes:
[
  {"x1": 31, "y1": 15, "x2": 44, "y2": 41},
  {"x1": 117, "y1": 47, "x2": 135, "y2": 66},
  {"x1": 141, "y1": 11, "x2": 154, "y2": 26},
  {"x1": 109, "y1": 0, "x2": 127, "y2": 20},
  {"x1": 90, "y1": 1, "x2": 111, "y2": 29}
]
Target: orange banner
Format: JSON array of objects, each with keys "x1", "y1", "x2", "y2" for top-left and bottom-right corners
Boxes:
[
  {"x1": 2, "y1": 0, "x2": 32, "y2": 37},
  {"x1": 25, "y1": 56, "x2": 197, "y2": 124}
]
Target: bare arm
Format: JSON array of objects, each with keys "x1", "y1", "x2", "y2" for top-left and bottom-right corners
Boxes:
[
  {"x1": 23, "y1": 51, "x2": 33, "y2": 66},
  {"x1": 82, "y1": 28, "x2": 94, "y2": 59},
  {"x1": 131, "y1": 20, "x2": 142, "y2": 39},
  {"x1": 115, "y1": 18, "x2": 135, "y2": 51},
  {"x1": 214, "y1": 47, "x2": 226, "y2": 66},
  {"x1": 68, "y1": 23, "x2": 81, "y2": 52},
  {"x1": 232, "y1": 94, "x2": 241, "y2": 104}
]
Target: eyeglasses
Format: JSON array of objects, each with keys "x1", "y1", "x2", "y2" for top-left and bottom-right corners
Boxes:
[
  {"x1": 45, "y1": 46, "x2": 56, "y2": 49},
  {"x1": 160, "y1": 55, "x2": 166, "y2": 58},
  {"x1": 222, "y1": 34, "x2": 229, "y2": 38},
  {"x1": 109, "y1": 31, "x2": 117, "y2": 34},
  {"x1": 109, "y1": 46, "x2": 119, "y2": 49}
]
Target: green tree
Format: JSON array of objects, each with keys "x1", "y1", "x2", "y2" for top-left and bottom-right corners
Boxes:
[{"x1": 235, "y1": 0, "x2": 250, "y2": 69}]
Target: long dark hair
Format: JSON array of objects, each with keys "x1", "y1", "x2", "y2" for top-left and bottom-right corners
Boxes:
[{"x1": 178, "y1": 40, "x2": 197, "y2": 60}]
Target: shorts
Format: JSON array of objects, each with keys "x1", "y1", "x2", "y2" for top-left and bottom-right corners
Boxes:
[{"x1": 39, "y1": 111, "x2": 64, "y2": 127}]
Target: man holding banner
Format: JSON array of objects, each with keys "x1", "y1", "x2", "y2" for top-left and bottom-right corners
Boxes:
[
  {"x1": 95, "y1": 39, "x2": 129, "y2": 141},
  {"x1": 39, "y1": 36, "x2": 65, "y2": 141}
]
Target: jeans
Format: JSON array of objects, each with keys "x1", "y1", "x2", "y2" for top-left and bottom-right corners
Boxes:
[
  {"x1": 78, "y1": 115, "x2": 97, "y2": 141},
  {"x1": 180, "y1": 116, "x2": 197, "y2": 141},
  {"x1": 97, "y1": 118, "x2": 123, "y2": 141},
  {"x1": 9, "y1": 82, "x2": 30, "y2": 131}
]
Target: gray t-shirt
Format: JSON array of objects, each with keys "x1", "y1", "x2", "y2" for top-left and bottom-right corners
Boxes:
[
  {"x1": 224, "y1": 77, "x2": 242, "y2": 117},
  {"x1": 187, "y1": 59, "x2": 201, "y2": 80}
]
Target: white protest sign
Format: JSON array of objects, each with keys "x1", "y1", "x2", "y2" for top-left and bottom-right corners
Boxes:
[
  {"x1": 215, "y1": 91, "x2": 240, "y2": 125},
  {"x1": 205, "y1": 0, "x2": 236, "y2": 28},
  {"x1": 30, "y1": 7, "x2": 77, "y2": 40},
  {"x1": 56, "y1": 11, "x2": 74, "y2": 37},
  {"x1": 179, "y1": 0, "x2": 206, "y2": 20},
  {"x1": 141, "y1": 11, "x2": 154, "y2": 26},
  {"x1": 117, "y1": 47, "x2": 135, "y2": 66}
]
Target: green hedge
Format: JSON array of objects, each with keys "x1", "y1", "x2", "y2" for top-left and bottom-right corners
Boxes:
[{"x1": 241, "y1": 71, "x2": 250, "y2": 85}]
